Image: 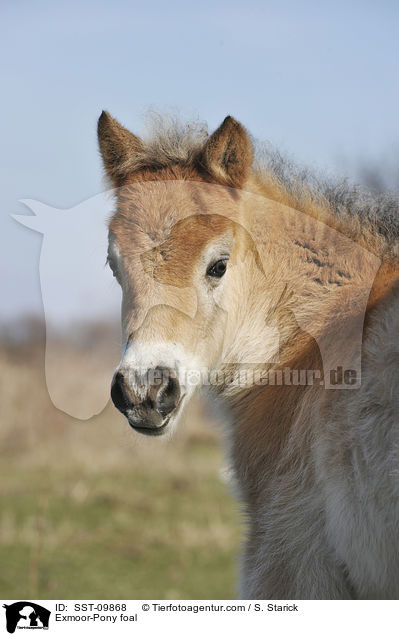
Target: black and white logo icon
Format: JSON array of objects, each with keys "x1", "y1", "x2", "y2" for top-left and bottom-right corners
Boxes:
[{"x1": 2, "y1": 602, "x2": 51, "y2": 633}]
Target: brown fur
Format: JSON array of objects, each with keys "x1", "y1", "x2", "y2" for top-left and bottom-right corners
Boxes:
[
  {"x1": 366, "y1": 262, "x2": 399, "y2": 316},
  {"x1": 199, "y1": 116, "x2": 253, "y2": 188},
  {"x1": 98, "y1": 111, "x2": 144, "y2": 187},
  {"x1": 98, "y1": 112, "x2": 399, "y2": 599}
]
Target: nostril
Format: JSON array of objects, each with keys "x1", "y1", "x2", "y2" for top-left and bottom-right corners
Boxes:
[
  {"x1": 111, "y1": 367, "x2": 181, "y2": 427},
  {"x1": 111, "y1": 372, "x2": 133, "y2": 413},
  {"x1": 156, "y1": 370, "x2": 181, "y2": 418}
]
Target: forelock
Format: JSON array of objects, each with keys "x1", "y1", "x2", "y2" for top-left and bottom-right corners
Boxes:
[{"x1": 119, "y1": 111, "x2": 209, "y2": 174}]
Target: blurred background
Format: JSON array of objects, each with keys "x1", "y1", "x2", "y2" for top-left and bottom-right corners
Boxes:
[{"x1": 1, "y1": 0, "x2": 398, "y2": 599}]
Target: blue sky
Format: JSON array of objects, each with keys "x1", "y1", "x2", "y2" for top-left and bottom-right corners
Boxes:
[{"x1": 2, "y1": 0, "x2": 399, "y2": 321}]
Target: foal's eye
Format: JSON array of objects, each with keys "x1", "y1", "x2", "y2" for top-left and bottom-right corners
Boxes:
[{"x1": 206, "y1": 259, "x2": 228, "y2": 279}]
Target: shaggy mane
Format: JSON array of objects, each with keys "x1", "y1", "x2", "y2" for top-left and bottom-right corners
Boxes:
[
  {"x1": 122, "y1": 112, "x2": 209, "y2": 172},
  {"x1": 129, "y1": 114, "x2": 399, "y2": 260},
  {"x1": 253, "y1": 140, "x2": 399, "y2": 260}
]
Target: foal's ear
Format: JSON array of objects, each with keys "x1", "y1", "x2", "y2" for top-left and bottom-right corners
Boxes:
[
  {"x1": 97, "y1": 111, "x2": 143, "y2": 185},
  {"x1": 200, "y1": 116, "x2": 253, "y2": 188}
]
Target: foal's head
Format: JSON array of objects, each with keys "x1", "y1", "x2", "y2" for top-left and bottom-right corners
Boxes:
[{"x1": 98, "y1": 112, "x2": 253, "y2": 435}]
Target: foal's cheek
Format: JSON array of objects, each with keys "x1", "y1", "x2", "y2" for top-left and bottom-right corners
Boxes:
[
  {"x1": 212, "y1": 283, "x2": 227, "y2": 310},
  {"x1": 210, "y1": 267, "x2": 235, "y2": 313}
]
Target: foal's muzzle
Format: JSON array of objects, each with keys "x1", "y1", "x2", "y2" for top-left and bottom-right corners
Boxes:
[{"x1": 111, "y1": 366, "x2": 181, "y2": 435}]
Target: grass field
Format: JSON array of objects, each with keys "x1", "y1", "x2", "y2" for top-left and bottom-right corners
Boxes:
[{"x1": 0, "y1": 341, "x2": 242, "y2": 599}]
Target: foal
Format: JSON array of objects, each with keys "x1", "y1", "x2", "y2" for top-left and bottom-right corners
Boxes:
[{"x1": 98, "y1": 111, "x2": 399, "y2": 599}]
